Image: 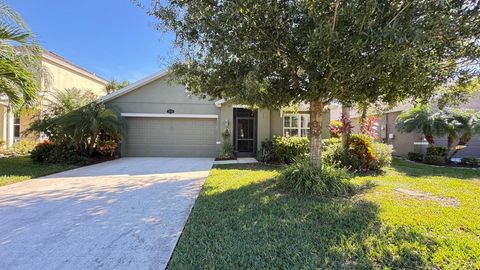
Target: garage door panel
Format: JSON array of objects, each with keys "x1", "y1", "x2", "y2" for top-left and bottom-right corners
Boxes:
[{"x1": 125, "y1": 118, "x2": 217, "y2": 157}]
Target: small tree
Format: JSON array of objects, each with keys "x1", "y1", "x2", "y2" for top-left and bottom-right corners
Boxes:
[
  {"x1": 396, "y1": 104, "x2": 438, "y2": 146},
  {"x1": 446, "y1": 110, "x2": 480, "y2": 159},
  {"x1": 148, "y1": 0, "x2": 480, "y2": 167}
]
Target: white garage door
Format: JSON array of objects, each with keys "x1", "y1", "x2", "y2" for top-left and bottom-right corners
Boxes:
[{"x1": 125, "y1": 117, "x2": 218, "y2": 157}]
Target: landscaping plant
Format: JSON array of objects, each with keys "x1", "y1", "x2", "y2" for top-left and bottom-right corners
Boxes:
[
  {"x1": 0, "y1": 1, "x2": 43, "y2": 109},
  {"x1": 277, "y1": 159, "x2": 354, "y2": 196},
  {"x1": 12, "y1": 140, "x2": 37, "y2": 155}
]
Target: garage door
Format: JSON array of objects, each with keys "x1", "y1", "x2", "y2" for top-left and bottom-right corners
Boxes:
[{"x1": 124, "y1": 117, "x2": 218, "y2": 157}]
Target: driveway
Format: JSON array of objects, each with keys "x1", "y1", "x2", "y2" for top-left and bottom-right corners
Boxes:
[{"x1": 0, "y1": 157, "x2": 214, "y2": 270}]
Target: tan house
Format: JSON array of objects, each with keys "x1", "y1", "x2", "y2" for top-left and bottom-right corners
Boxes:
[
  {"x1": 99, "y1": 71, "x2": 330, "y2": 157},
  {"x1": 0, "y1": 50, "x2": 108, "y2": 148},
  {"x1": 330, "y1": 96, "x2": 480, "y2": 158}
]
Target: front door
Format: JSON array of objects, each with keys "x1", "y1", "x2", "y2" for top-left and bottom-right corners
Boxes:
[{"x1": 234, "y1": 108, "x2": 257, "y2": 157}]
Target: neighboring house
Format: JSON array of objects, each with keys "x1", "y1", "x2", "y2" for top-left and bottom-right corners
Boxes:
[
  {"x1": 330, "y1": 96, "x2": 480, "y2": 158},
  {"x1": 98, "y1": 70, "x2": 330, "y2": 157},
  {"x1": 0, "y1": 50, "x2": 108, "y2": 148}
]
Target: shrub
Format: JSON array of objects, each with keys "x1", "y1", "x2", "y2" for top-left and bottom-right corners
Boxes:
[
  {"x1": 461, "y1": 157, "x2": 480, "y2": 167},
  {"x1": 272, "y1": 136, "x2": 309, "y2": 163},
  {"x1": 347, "y1": 134, "x2": 377, "y2": 170},
  {"x1": 371, "y1": 142, "x2": 393, "y2": 170},
  {"x1": 30, "y1": 141, "x2": 56, "y2": 162},
  {"x1": 321, "y1": 137, "x2": 341, "y2": 149},
  {"x1": 96, "y1": 140, "x2": 118, "y2": 156},
  {"x1": 12, "y1": 140, "x2": 37, "y2": 155},
  {"x1": 407, "y1": 152, "x2": 424, "y2": 162},
  {"x1": 323, "y1": 135, "x2": 391, "y2": 172},
  {"x1": 426, "y1": 146, "x2": 448, "y2": 157},
  {"x1": 423, "y1": 155, "x2": 446, "y2": 166},
  {"x1": 257, "y1": 136, "x2": 309, "y2": 163},
  {"x1": 277, "y1": 159, "x2": 355, "y2": 196},
  {"x1": 31, "y1": 142, "x2": 92, "y2": 165},
  {"x1": 328, "y1": 120, "x2": 343, "y2": 138},
  {"x1": 257, "y1": 139, "x2": 274, "y2": 162}
]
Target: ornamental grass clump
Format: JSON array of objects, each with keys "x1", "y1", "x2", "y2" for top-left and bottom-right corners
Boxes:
[{"x1": 277, "y1": 159, "x2": 355, "y2": 196}]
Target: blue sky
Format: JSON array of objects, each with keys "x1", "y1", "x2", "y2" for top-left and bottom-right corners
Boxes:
[{"x1": 7, "y1": 0, "x2": 176, "y2": 82}]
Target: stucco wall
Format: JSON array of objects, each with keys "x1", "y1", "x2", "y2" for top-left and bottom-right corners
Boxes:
[{"x1": 43, "y1": 59, "x2": 107, "y2": 98}]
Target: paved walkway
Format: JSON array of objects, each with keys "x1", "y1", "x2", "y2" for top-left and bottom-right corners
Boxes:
[{"x1": 0, "y1": 157, "x2": 214, "y2": 270}]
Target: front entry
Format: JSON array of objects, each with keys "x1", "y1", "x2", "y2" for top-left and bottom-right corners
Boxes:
[{"x1": 234, "y1": 108, "x2": 257, "y2": 157}]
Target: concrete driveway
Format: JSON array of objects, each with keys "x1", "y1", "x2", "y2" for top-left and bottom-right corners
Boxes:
[{"x1": 0, "y1": 157, "x2": 214, "y2": 270}]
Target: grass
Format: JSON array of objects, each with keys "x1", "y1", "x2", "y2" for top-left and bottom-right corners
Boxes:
[
  {"x1": 0, "y1": 156, "x2": 76, "y2": 187},
  {"x1": 168, "y1": 159, "x2": 480, "y2": 270}
]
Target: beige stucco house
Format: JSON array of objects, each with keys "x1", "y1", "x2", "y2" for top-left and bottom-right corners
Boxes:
[
  {"x1": 330, "y1": 96, "x2": 480, "y2": 158},
  {"x1": 0, "y1": 50, "x2": 108, "y2": 148},
  {"x1": 99, "y1": 70, "x2": 330, "y2": 157}
]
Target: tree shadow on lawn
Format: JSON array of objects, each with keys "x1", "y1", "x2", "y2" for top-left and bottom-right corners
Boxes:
[
  {"x1": 391, "y1": 158, "x2": 480, "y2": 180},
  {"x1": 169, "y1": 177, "x2": 438, "y2": 270}
]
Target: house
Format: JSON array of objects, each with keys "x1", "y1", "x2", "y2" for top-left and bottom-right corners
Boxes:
[
  {"x1": 0, "y1": 50, "x2": 108, "y2": 148},
  {"x1": 98, "y1": 70, "x2": 330, "y2": 157},
  {"x1": 329, "y1": 96, "x2": 480, "y2": 158}
]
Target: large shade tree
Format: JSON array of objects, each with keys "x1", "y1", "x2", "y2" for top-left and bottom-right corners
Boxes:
[
  {"x1": 146, "y1": 0, "x2": 480, "y2": 167},
  {"x1": 0, "y1": 1, "x2": 43, "y2": 108}
]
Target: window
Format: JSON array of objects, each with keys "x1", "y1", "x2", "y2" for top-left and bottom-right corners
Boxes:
[
  {"x1": 13, "y1": 117, "x2": 20, "y2": 138},
  {"x1": 283, "y1": 114, "x2": 310, "y2": 137}
]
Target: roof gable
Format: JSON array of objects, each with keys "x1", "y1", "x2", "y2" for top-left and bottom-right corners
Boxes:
[{"x1": 97, "y1": 70, "x2": 171, "y2": 103}]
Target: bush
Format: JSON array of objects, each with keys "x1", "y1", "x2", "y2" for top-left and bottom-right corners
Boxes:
[
  {"x1": 96, "y1": 140, "x2": 118, "y2": 156},
  {"x1": 423, "y1": 155, "x2": 446, "y2": 166},
  {"x1": 371, "y1": 142, "x2": 393, "y2": 170},
  {"x1": 407, "y1": 152, "x2": 424, "y2": 162},
  {"x1": 461, "y1": 157, "x2": 480, "y2": 167},
  {"x1": 31, "y1": 142, "x2": 92, "y2": 165},
  {"x1": 257, "y1": 136, "x2": 309, "y2": 163},
  {"x1": 322, "y1": 135, "x2": 391, "y2": 172},
  {"x1": 321, "y1": 137, "x2": 341, "y2": 149},
  {"x1": 426, "y1": 146, "x2": 448, "y2": 157},
  {"x1": 277, "y1": 159, "x2": 355, "y2": 196},
  {"x1": 257, "y1": 139, "x2": 274, "y2": 162},
  {"x1": 328, "y1": 120, "x2": 343, "y2": 138},
  {"x1": 12, "y1": 140, "x2": 37, "y2": 155},
  {"x1": 30, "y1": 141, "x2": 56, "y2": 162},
  {"x1": 272, "y1": 136, "x2": 309, "y2": 163}
]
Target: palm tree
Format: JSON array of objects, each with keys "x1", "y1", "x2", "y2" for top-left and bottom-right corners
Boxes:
[
  {"x1": 447, "y1": 110, "x2": 480, "y2": 159},
  {"x1": 395, "y1": 104, "x2": 438, "y2": 146},
  {"x1": 432, "y1": 109, "x2": 460, "y2": 155},
  {"x1": 58, "y1": 103, "x2": 126, "y2": 155},
  {"x1": 106, "y1": 79, "x2": 130, "y2": 94},
  {"x1": 0, "y1": 1, "x2": 42, "y2": 108}
]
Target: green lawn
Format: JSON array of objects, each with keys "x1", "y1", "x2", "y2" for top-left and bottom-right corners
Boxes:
[
  {"x1": 168, "y1": 159, "x2": 480, "y2": 270},
  {"x1": 0, "y1": 156, "x2": 76, "y2": 187}
]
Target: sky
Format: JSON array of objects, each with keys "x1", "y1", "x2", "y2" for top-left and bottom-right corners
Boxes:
[{"x1": 7, "y1": 0, "x2": 176, "y2": 82}]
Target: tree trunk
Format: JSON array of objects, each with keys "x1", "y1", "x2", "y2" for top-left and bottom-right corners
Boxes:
[
  {"x1": 359, "y1": 105, "x2": 368, "y2": 134},
  {"x1": 309, "y1": 100, "x2": 324, "y2": 168},
  {"x1": 425, "y1": 134, "x2": 435, "y2": 146},
  {"x1": 341, "y1": 105, "x2": 351, "y2": 150}
]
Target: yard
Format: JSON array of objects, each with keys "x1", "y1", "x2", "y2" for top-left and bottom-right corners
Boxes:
[
  {"x1": 0, "y1": 156, "x2": 76, "y2": 187},
  {"x1": 168, "y1": 159, "x2": 480, "y2": 269}
]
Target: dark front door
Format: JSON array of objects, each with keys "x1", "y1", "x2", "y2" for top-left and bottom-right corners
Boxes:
[{"x1": 234, "y1": 108, "x2": 257, "y2": 156}]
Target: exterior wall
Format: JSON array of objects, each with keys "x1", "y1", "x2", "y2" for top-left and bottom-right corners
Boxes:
[
  {"x1": 257, "y1": 108, "x2": 270, "y2": 150},
  {"x1": 42, "y1": 59, "x2": 107, "y2": 97}
]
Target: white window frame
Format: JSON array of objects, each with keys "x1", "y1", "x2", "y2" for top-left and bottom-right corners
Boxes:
[
  {"x1": 283, "y1": 113, "x2": 310, "y2": 137},
  {"x1": 13, "y1": 116, "x2": 20, "y2": 139}
]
